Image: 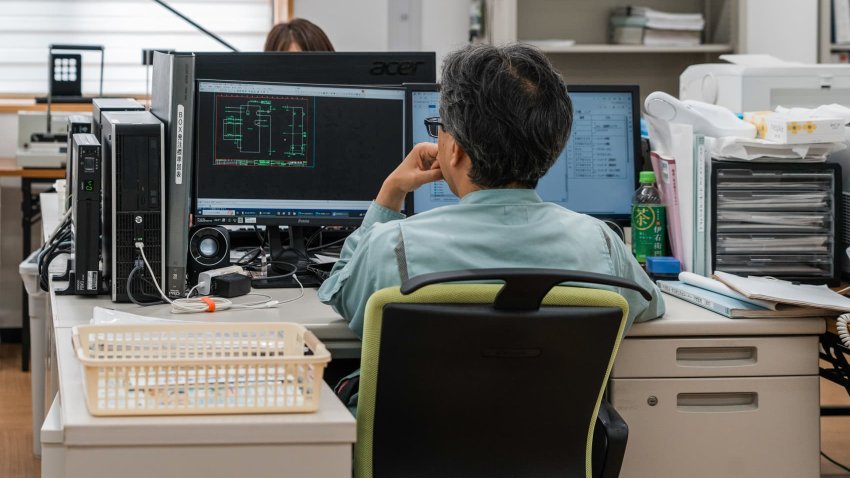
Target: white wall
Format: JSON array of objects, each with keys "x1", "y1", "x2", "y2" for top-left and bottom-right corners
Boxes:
[
  {"x1": 740, "y1": 0, "x2": 818, "y2": 63},
  {"x1": 294, "y1": 0, "x2": 471, "y2": 75},
  {"x1": 293, "y1": 0, "x2": 390, "y2": 51},
  {"x1": 422, "y1": 0, "x2": 472, "y2": 75}
]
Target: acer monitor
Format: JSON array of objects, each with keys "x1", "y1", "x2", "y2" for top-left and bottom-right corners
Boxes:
[{"x1": 193, "y1": 80, "x2": 406, "y2": 285}]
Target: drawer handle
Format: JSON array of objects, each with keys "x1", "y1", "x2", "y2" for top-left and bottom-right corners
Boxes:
[
  {"x1": 677, "y1": 392, "x2": 758, "y2": 412},
  {"x1": 676, "y1": 346, "x2": 757, "y2": 366}
]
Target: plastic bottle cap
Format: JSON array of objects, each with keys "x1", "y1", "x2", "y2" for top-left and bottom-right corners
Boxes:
[{"x1": 639, "y1": 171, "x2": 656, "y2": 184}]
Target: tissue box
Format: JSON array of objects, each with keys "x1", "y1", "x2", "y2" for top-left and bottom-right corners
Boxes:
[{"x1": 745, "y1": 112, "x2": 845, "y2": 144}]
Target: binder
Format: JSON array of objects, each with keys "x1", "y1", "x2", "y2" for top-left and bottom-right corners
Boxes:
[
  {"x1": 670, "y1": 124, "x2": 695, "y2": 271},
  {"x1": 693, "y1": 135, "x2": 709, "y2": 275},
  {"x1": 650, "y1": 152, "x2": 684, "y2": 266}
]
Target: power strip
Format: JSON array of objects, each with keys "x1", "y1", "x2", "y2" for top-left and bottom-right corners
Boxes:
[{"x1": 197, "y1": 265, "x2": 244, "y2": 295}]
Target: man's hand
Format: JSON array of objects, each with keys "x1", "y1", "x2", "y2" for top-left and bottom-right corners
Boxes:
[{"x1": 376, "y1": 142, "x2": 443, "y2": 212}]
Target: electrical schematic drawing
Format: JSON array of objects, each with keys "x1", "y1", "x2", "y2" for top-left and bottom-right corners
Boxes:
[{"x1": 214, "y1": 95, "x2": 313, "y2": 167}]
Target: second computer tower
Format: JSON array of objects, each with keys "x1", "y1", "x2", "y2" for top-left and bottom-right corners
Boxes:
[
  {"x1": 101, "y1": 111, "x2": 165, "y2": 302},
  {"x1": 70, "y1": 133, "x2": 101, "y2": 295}
]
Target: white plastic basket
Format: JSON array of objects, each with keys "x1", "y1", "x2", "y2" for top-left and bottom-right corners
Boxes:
[{"x1": 72, "y1": 322, "x2": 330, "y2": 416}]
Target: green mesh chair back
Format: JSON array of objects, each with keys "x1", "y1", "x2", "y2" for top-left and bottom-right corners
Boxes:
[{"x1": 354, "y1": 268, "x2": 650, "y2": 478}]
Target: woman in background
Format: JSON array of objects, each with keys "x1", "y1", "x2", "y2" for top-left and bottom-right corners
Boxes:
[{"x1": 264, "y1": 18, "x2": 335, "y2": 52}]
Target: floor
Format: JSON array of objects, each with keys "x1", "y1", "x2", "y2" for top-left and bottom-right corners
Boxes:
[
  {"x1": 2, "y1": 343, "x2": 850, "y2": 478},
  {"x1": 1, "y1": 344, "x2": 40, "y2": 478}
]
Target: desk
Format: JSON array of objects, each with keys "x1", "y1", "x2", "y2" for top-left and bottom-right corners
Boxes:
[
  {"x1": 42, "y1": 277, "x2": 358, "y2": 477},
  {"x1": 33, "y1": 194, "x2": 827, "y2": 477},
  {"x1": 3, "y1": 168, "x2": 65, "y2": 371}
]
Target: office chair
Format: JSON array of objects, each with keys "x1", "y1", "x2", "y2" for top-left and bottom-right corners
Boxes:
[{"x1": 354, "y1": 268, "x2": 651, "y2": 478}]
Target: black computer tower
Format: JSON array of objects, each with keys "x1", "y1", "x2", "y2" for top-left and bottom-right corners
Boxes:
[
  {"x1": 92, "y1": 98, "x2": 144, "y2": 143},
  {"x1": 70, "y1": 133, "x2": 101, "y2": 295},
  {"x1": 101, "y1": 111, "x2": 165, "y2": 302},
  {"x1": 66, "y1": 114, "x2": 93, "y2": 207}
]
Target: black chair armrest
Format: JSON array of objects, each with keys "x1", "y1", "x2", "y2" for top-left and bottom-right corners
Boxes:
[{"x1": 595, "y1": 400, "x2": 629, "y2": 478}]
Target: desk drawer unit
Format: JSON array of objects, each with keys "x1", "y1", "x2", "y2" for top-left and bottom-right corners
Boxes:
[
  {"x1": 610, "y1": 335, "x2": 821, "y2": 478},
  {"x1": 612, "y1": 336, "x2": 818, "y2": 378},
  {"x1": 610, "y1": 375, "x2": 820, "y2": 478}
]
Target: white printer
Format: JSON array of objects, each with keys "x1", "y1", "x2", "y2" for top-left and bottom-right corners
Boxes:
[{"x1": 680, "y1": 54, "x2": 850, "y2": 112}]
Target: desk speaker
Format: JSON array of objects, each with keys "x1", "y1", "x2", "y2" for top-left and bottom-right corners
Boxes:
[{"x1": 188, "y1": 226, "x2": 230, "y2": 286}]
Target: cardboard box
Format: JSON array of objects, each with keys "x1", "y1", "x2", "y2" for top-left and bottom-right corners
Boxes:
[{"x1": 745, "y1": 112, "x2": 845, "y2": 144}]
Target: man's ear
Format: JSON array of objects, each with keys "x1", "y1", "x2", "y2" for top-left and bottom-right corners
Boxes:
[{"x1": 450, "y1": 137, "x2": 467, "y2": 168}]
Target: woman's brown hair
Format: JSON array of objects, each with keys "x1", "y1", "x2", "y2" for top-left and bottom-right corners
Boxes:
[{"x1": 264, "y1": 18, "x2": 335, "y2": 52}]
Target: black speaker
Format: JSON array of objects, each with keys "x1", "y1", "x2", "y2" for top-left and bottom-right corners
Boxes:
[{"x1": 188, "y1": 226, "x2": 230, "y2": 286}]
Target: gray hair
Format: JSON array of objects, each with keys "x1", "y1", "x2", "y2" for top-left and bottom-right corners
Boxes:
[{"x1": 439, "y1": 43, "x2": 572, "y2": 188}]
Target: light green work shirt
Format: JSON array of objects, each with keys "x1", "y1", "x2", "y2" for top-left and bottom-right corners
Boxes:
[{"x1": 318, "y1": 189, "x2": 665, "y2": 338}]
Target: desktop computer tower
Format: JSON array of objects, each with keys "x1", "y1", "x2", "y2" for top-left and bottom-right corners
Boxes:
[
  {"x1": 65, "y1": 114, "x2": 93, "y2": 207},
  {"x1": 92, "y1": 98, "x2": 144, "y2": 143},
  {"x1": 70, "y1": 133, "x2": 101, "y2": 295},
  {"x1": 101, "y1": 111, "x2": 165, "y2": 302}
]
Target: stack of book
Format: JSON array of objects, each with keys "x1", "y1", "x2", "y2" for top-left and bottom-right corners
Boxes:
[
  {"x1": 610, "y1": 6, "x2": 704, "y2": 47},
  {"x1": 658, "y1": 271, "x2": 849, "y2": 318}
]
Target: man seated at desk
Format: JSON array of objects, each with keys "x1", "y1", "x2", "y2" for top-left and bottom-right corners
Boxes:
[{"x1": 318, "y1": 43, "x2": 664, "y2": 341}]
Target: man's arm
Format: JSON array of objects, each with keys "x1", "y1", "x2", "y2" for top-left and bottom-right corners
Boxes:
[
  {"x1": 600, "y1": 224, "x2": 666, "y2": 328},
  {"x1": 317, "y1": 143, "x2": 444, "y2": 336},
  {"x1": 317, "y1": 203, "x2": 404, "y2": 334}
]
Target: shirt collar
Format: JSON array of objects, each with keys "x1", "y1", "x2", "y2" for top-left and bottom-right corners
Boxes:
[{"x1": 459, "y1": 188, "x2": 543, "y2": 205}]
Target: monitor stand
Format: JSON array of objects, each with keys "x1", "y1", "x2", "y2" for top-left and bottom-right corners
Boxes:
[{"x1": 252, "y1": 226, "x2": 323, "y2": 289}]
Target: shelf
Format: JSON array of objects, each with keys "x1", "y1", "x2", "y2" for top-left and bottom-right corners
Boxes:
[
  {"x1": 528, "y1": 44, "x2": 734, "y2": 54},
  {"x1": 831, "y1": 44, "x2": 850, "y2": 51}
]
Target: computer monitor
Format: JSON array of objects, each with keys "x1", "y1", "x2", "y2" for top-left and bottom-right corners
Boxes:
[
  {"x1": 193, "y1": 80, "x2": 406, "y2": 285},
  {"x1": 407, "y1": 84, "x2": 642, "y2": 224}
]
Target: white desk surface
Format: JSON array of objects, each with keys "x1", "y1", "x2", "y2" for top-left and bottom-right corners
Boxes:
[
  {"x1": 630, "y1": 294, "x2": 826, "y2": 337},
  {"x1": 49, "y1": 278, "x2": 357, "y2": 341},
  {"x1": 52, "y1": 328, "x2": 355, "y2": 447}
]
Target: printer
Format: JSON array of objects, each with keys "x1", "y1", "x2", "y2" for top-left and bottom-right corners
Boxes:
[
  {"x1": 16, "y1": 111, "x2": 85, "y2": 168},
  {"x1": 680, "y1": 54, "x2": 850, "y2": 112}
]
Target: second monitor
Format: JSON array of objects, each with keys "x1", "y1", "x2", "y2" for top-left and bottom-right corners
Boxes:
[
  {"x1": 408, "y1": 84, "x2": 642, "y2": 225},
  {"x1": 194, "y1": 81, "x2": 407, "y2": 285}
]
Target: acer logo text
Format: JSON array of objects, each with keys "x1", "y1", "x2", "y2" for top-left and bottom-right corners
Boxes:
[{"x1": 370, "y1": 61, "x2": 424, "y2": 76}]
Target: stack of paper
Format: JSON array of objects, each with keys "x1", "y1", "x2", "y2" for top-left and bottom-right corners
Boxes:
[
  {"x1": 657, "y1": 271, "x2": 841, "y2": 318},
  {"x1": 712, "y1": 137, "x2": 845, "y2": 162},
  {"x1": 714, "y1": 271, "x2": 850, "y2": 312},
  {"x1": 610, "y1": 6, "x2": 704, "y2": 47}
]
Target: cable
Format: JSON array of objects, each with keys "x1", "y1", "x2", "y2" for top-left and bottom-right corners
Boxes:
[
  {"x1": 126, "y1": 266, "x2": 164, "y2": 306},
  {"x1": 307, "y1": 236, "x2": 347, "y2": 252},
  {"x1": 603, "y1": 219, "x2": 626, "y2": 243},
  {"x1": 837, "y1": 313, "x2": 850, "y2": 348},
  {"x1": 821, "y1": 451, "x2": 850, "y2": 473},
  {"x1": 135, "y1": 242, "x2": 302, "y2": 313},
  {"x1": 44, "y1": 207, "x2": 72, "y2": 245}
]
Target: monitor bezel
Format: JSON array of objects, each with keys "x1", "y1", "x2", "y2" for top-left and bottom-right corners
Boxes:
[
  {"x1": 404, "y1": 83, "x2": 440, "y2": 216},
  {"x1": 566, "y1": 84, "x2": 642, "y2": 225},
  {"x1": 192, "y1": 79, "x2": 408, "y2": 227}
]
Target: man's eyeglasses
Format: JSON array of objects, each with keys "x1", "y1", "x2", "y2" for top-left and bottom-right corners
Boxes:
[{"x1": 424, "y1": 117, "x2": 443, "y2": 139}]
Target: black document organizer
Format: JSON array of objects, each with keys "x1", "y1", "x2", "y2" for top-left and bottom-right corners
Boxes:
[{"x1": 710, "y1": 160, "x2": 842, "y2": 286}]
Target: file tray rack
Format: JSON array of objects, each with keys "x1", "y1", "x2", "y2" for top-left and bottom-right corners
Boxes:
[
  {"x1": 710, "y1": 161, "x2": 842, "y2": 286},
  {"x1": 72, "y1": 322, "x2": 330, "y2": 416}
]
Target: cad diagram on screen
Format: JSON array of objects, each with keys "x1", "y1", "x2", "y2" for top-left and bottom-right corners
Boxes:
[{"x1": 214, "y1": 94, "x2": 313, "y2": 168}]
